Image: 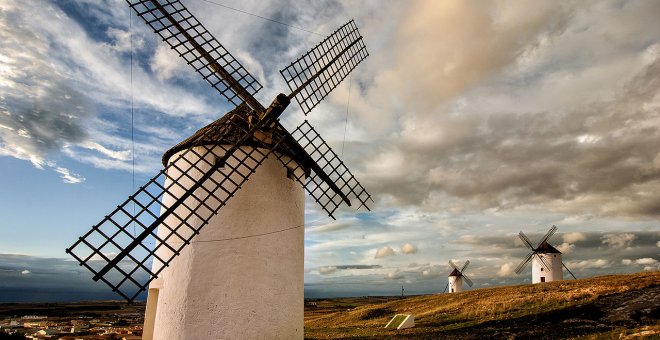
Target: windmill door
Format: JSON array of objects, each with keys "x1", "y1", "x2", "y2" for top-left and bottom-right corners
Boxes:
[{"x1": 540, "y1": 277, "x2": 545, "y2": 282}]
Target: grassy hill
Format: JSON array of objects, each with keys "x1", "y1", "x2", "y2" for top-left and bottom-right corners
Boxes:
[{"x1": 305, "y1": 271, "x2": 659, "y2": 339}]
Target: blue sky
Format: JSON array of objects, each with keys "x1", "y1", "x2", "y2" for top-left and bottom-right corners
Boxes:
[{"x1": 1, "y1": 0, "x2": 660, "y2": 302}]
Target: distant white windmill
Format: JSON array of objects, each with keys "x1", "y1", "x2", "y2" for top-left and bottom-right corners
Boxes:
[
  {"x1": 515, "y1": 225, "x2": 577, "y2": 283},
  {"x1": 443, "y1": 260, "x2": 473, "y2": 293}
]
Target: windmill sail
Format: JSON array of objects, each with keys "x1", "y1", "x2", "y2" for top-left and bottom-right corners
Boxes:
[
  {"x1": 277, "y1": 121, "x2": 372, "y2": 218},
  {"x1": 514, "y1": 251, "x2": 534, "y2": 274},
  {"x1": 281, "y1": 20, "x2": 368, "y2": 115},
  {"x1": 67, "y1": 104, "x2": 291, "y2": 301},
  {"x1": 539, "y1": 225, "x2": 558, "y2": 245},
  {"x1": 447, "y1": 260, "x2": 473, "y2": 290},
  {"x1": 515, "y1": 226, "x2": 573, "y2": 279},
  {"x1": 68, "y1": 0, "x2": 372, "y2": 302},
  {"x1": 128, "y1": 0, "x2": 264, "y2": 110}
]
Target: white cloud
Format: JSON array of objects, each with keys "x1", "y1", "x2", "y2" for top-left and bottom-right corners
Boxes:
[
  {"x1": 563, "y1": 232, "x2": 587, "y2": 244},
  {"x1": 385, "y1": 271, "x2": 403, "y2": 280},
  {"x1": 420, "y1": 264, "x2": 445, "y2": 279},
  {"x1": 150, "y1": 44, "x2": 186, "y2": 81},
  {"x1": 105, "y1": 27, "x2": 143, "y2": 53},
  {"x1": 374, "y1": 246, "x2": 395, "y2": 259},
  {"x1": 319, "y1": 266, "x2": 336, "y2": 275},
  {"x1": 634, "y1": 258, "x2": 658, "y2": 265},
  {"x1": 602, "y1": 233, "x2": 637, "y2": 248},
  {"x1": 566, "y1": 259, "x2": 610, "y2": 269},
  {"x1": 556, "y1": 242, "x2": 575, "y2": 254},
  {"x1": 497, "y1": 263, "x2": 514, "y2": 277},
  {"x1": 20, "y1": 270, "x2": 30, "y2": 275},
  {"x1": 52, "y1": 166, "x2": 85, "y2": 184},
  {"x1": 401, "y1": 243, "x2": 418, "y2": 254},
  {"x1": 306, "y1": 222, "x2": 351, "y2": 234}
]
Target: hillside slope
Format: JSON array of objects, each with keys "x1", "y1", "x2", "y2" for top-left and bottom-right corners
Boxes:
[{"x1": 305, "y1": 271, "x2": 659, "y2": 339}]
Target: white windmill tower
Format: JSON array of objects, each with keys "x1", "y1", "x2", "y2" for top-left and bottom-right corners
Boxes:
[
  {"x1": 444, "y1": 260, "x2": 473, "y2": 293},
  {"x1": 515, "y1": 225, "x2": 576, "y2": 283},
  {"x1": 66, "y1": 1, "x2": 372, "y2": 339}
]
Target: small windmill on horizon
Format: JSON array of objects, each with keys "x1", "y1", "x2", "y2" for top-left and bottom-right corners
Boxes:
[
  {"x1": 443, "y1": 260, "x2": 473, "y2": 293},
  {"x1": 515, "y1": 225, "x2": 577, "y2": 283},
  {"x1": 66, "y1": 0, "x2": 372, "y2": 338}
]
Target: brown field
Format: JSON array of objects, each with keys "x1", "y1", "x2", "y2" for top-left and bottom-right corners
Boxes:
[{"x1": 304, "y1": 271, "x2": 660, "y2": 339}]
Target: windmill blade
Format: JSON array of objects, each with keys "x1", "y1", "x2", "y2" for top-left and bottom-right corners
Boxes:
[
  {"x1": 443, "y1": 283, "x2": 449, "y2": 293},
  {"x1": 281, "y1": 20, "x2": 369, "y2": 115},
  {"x1": 538, "y1": 225, "x2": 558, "y2": 247},
  {"x1": 462, "y1": 274, "x2": 474, "y2": 287},
  {"x1": 518, "y1": 231, "x2": 535, "y2": 250},
  {"x1": 514, "y1": 252, "x2": 534, "y2": 274},
  {"x1": 276, "y1": 121, "x2": 372, "y2": 218},
  {"x1": 66, "y1": 103, "x2": 291, "y2": 302},
  {"x1": 536, "y1": 253, "x2": 552, "y2": 272},
  {"x1": 460, "y1": 260, "x2": 470, "y2": 273},
  {"x1": 562, "y1": 262, "x2": 577, "y2": 280},
  {"x1": 128, "y1": 0, "x2": 265, "y2": 111},
  {"x1": 448, "y1": 260, "x2": 460, "y2": 271}
]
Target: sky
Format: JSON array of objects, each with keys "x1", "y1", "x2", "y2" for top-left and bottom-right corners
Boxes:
[{"x1": 0, "y1": 0, "x2": 659, "y2": 302}]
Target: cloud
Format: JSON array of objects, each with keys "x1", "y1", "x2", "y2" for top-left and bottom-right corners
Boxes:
[
  {"x1": 401, "y1": 243, "x2": 418, "y2": 254},
  {"x1": 497, "y1": 263, "x2": 515, "y2": 277},
  {"x1": 374, "y1": 246, "x2": 395, "y2": 259},
  {"x1": 385, "y1": 271, "x2": 403, "y2": 280},
  {"x1": 306, "y1": 222, "x2": 351, "y2": 234},
  {"x1": 319, "y1": 266, "x2": 336, "y2": 275},
  {"x1": 622, "y1": 258, "x2": 659, "y2": 271},
  {"x1": 0, "y1": 0, "x2": 220, "y2": 177},
  {"x1": 105, "y1": 27, "x2": 143, "y2": 53},
  {"x1": 150, "y1": 44, "x2": 187, "y2": 81},
  {"x1": 354, "y1": 1, "x2": 660, "y2": 220},
  {"x1": 0, "y1": 253, "x2": 145, "y2": 302},
  {"x1": 602, "y1": 233, "x2": 637, "y2": 248},
  {"x1": 565, "y1": 259, "x2": 611, "y2": 269},
  {"x1": 563, "y1": 232, "x2": 587, "y2": 244},
  {"x1": 333, "y1": 265, "x2": 382, "y2": 270},
  {"x1": 556, "y1": 242, "x2": 575, "y2": 254},
  {"x1": 633, "y1": 258, "x2": 658, "y2": 265},
  {"x1": 317, "y1": 264, "x2": 381, "y2": 275},
  {"x1": 53, "y1": 166, "x2": 85, "y2": 184},
  {"x1": 419, "y1": 264, "x2": 446, "y2": 279}
]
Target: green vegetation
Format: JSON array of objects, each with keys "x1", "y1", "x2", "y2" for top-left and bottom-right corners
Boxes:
[
  {"x1": 384, "y1": 314, "x2": 407, "y2": 329},
  {"x1": 305, "y1": 271, "x2": 660, "y2": 339}
]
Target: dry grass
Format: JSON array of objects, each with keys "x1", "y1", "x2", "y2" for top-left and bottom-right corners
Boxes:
[{"x1": 305, "y1": 271, "x2": 660, "y2": 339}]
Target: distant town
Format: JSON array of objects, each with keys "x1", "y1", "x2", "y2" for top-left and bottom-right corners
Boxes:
[{"x1": 0, "y1": 302, "x2": 145, "y2": 339}]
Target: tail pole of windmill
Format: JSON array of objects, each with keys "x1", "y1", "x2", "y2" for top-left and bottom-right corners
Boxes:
[{"x1": 65, "y1": 0, "x2": 372, "y2": 338}]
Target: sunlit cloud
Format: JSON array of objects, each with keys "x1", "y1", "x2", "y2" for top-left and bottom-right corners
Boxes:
[{"x1": 374, "y1": 246, "x2": 395, "y2": 259}]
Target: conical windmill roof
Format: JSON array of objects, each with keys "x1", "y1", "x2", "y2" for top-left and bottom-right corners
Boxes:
[
  {"x1": 162, "y1": 104, "x2": 293, "y2": 166},
  {"x1": 448, "y1": 268, "x2": 462, "y2": 277},
  {"x1": 536, "y1": 240, "x2": 561, "y2": 254}
]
